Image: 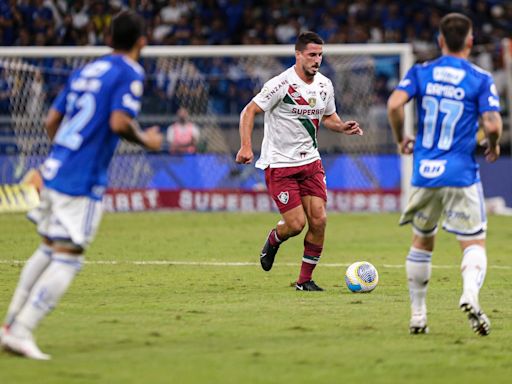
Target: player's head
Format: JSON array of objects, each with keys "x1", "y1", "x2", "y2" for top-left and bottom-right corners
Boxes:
[
  {"x1": 439, "y1": 13, "x2": 473, "y2": 54},
  {"x1": 110, "y1": 10, "x2": 146, "y2": 56},
  {"x1": 177, "y1": 107, "x2": 189, "y2": 122},
  {"x1": 295, "y1": 31, "x2": 324, "y2": 80}
]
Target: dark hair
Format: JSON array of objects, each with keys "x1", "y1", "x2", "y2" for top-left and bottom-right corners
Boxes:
[
  {"x1": 439, "y1": 13, "x2": 472, "y2": 52},
  {"x1": 295, "y1": 31, "x2": 324, "y2": 51},
  {"x1": 111, "y1": 10, "x2": 145, "y2": 51}
]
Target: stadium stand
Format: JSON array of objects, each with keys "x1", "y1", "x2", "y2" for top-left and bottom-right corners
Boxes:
[{"x1": 0, "y1": 0, "x2": 509, "y2": 117}]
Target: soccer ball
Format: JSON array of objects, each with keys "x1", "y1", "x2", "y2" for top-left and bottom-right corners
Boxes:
[{"x1": 344, "y1": 261, "x2": 379, "y2": 293}]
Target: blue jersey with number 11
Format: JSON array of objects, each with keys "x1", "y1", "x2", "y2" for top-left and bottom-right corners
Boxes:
[
  {"x1": 42, "y1": 54, "x2": 144, "y2": 200},
  {"x1": 397, "y1": 55, "x2": 500, "y2": 188}
]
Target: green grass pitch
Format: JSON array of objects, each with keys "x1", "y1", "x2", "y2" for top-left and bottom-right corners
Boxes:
[{"x1": 0, "y1": 212, "x2": 511, "y2": 383}]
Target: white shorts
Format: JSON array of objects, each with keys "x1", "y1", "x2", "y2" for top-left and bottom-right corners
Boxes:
[
  {"x1": 27, "y1": 188, "x2": 103, "y2": 249},
  {"x1": 399, "y1": 182, "x2": 486, "y2": 239}
]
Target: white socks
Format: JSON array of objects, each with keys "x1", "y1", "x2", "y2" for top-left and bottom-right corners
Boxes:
[
  {"x1": 406, "y1": 247, "x2": 432, "y2": 315},
  {"x1": 13, "y1": 252, "x2": 83, "y2": 334},
  {"x1": 460, "y1": 245, "x2": 487, "y2": 305},
  {"x1": 4, "y1": 244, "x2": 53, "y2": 326}
]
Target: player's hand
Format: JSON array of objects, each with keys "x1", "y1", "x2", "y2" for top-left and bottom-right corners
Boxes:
[
  {"x1": 235, "y1": 146, "x2": 254, "y2": 164},
  {"x1": 144, "y1": 125, "x2": 164, "y2": 151},
  {"x1": 399, "y1": 137, "x2": 415, "y2": 155},
  {"x1": 342, "y1": 120, "x2": 363, "y2": 136},
  {"x1": 484, "y1": 143, "x2": 500, "y2": 163}
]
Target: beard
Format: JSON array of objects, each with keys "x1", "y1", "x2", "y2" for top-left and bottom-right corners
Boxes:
[{"x1": 303, "y1": 64, "x2": 319, "y2": 78}]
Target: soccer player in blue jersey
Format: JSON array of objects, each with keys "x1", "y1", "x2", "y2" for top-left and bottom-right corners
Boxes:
[
  {"x1": 387, "y1": 13, "x2": 502, "y2": 336},
  {"x1": 1, "y1": 10, "x2": 162, "y2": 359}
]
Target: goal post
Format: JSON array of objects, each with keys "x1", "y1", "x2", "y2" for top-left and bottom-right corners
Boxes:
[
  {"x1": 503, "y1": 38, "x2": 512, "y2": 155},
  {"x1": 0, "y1": 43, "x2": 414, "y2": 211}
]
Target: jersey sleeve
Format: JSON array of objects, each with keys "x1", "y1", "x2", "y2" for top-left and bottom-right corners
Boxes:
[
  {"x1": 478, "y1": 75, "x2": 501, "y2": 114},
  {"x1": 252, "y1": 76, "x2": 286, "y2": 112},
  {"x1": 324, "y1": 79, "x2": 336, "y2": 116},
  {"x1": 111, "y1": 69, "x2": 144, "y2": 118},
  {"x1": 395, "y1": 65, "x2": 418, "y2": 99}
]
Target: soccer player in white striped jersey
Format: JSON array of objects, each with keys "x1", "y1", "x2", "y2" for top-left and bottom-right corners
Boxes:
[
  {"x1": 388, "y1": 13, "x2": 502, "y2": 336},
  {"x1": 236, "y1": 31, "x2": 363, "y2": 291}
]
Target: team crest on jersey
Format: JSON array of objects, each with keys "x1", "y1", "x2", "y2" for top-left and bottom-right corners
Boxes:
[
  {"x1": 277, "y1": 191, "x2": 289, "y2": 204},
  {"x1": 308, "y1": 97, "x2": 316, "y2": 107},
  {"x1": 130, "y1": 80, "x2": 143, "y2": 97}
]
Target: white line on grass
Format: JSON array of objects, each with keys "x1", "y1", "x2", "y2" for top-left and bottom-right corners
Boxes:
[{"x1": 0, "y1": 260, "x2": 510, "y2": 269}]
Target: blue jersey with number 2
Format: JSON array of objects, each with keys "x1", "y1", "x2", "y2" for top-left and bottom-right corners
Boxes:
[
  {"x1": 396, "y1": 55, "x2": 500, "y2": 187},
  {"x1": 42, "y1": 54, "x2": 144, "y2": 200}
]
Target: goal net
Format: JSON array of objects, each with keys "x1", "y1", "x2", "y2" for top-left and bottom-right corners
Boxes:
[{"x1": 0, "y1": 45, "x2": 413, "y2": 210}]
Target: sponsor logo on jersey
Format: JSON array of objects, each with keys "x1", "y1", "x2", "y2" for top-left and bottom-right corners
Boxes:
[
  {"x1": 291, "y1": 107, "x2": 325, "y2": 116},
  {"x1": 287, "y1": 85, "x2": 309, "y2": 106},
  {"x1": 277, "y1": 191, "x2": 289, "y2": 204},
  {"x1": 433, "y1": 67, "x2": 466, "y2": 85},
  {"x1": 320, "y1": 90, "x2": 327, "y2": 101},
  {"x1": 308, "y1": 97, "x2": 316, "y2": 107},
  {"x1": 262, "y1": 79, "x2": 288, "y2": 100},
  {"x1": 398, "y1": 79, "x2": 411, "y2": 88},
  {"x1": 488, "y1": 96, "x2": 500, "y2": 108},
  {"x1": 419, "y1": 159, "x2": 447, "y2": 178},
  {"x1": 81, "y1": 61, "x2": 112, "y2": 78},
  {"x1": 122, "y1": 94, "x2": 141, "y2": 112}
]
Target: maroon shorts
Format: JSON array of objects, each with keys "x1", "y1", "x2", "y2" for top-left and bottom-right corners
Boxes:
[{"x1": 265, "y1": 160, "x2": 327, "y2": 213}]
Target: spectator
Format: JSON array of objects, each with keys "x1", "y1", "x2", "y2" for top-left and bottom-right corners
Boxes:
[{"x1": 166, "y1": 107, "x2": 201, "y2": 154}]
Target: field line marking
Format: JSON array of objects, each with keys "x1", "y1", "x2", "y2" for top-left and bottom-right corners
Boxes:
[{"x1": 0, "y1": 260, "x2": 510, "y2": 269}]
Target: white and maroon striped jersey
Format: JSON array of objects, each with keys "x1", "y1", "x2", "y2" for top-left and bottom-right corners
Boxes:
[{"x1": 252, "y1": 66, "x2": 336, "y2": 169}]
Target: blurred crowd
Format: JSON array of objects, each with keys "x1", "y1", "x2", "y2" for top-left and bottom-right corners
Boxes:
[
  {"x1": 1, "y1": 1, "x2": 510, "y2": 49},
  {"x1": 0, "y1": 0, "x2": 510, "y2": 117}
]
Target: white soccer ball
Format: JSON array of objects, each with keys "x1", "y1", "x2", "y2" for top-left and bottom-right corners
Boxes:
[{"x1": 344, "y1": 261, "x2": 379, "y2": 293}]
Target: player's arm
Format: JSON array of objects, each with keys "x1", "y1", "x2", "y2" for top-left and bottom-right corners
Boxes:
[
  {"x1": 45, "y1": 108, "x2": 64, "y2": 141},
  {"x1": 110, "y1": 111, "x2": 163, "y2": 151},
  {"x1": 387, "y1": 89, "x2": 414, "y2": 154},
  {"x1": 236, "y1": 101, "x2": 264, "y2": 164},
  {"x1": 481, "y1": 111, "x2": 502, "y2": 163},
  {"x1": 322, "y1": 112, "x2": 362, "y2": 136}
]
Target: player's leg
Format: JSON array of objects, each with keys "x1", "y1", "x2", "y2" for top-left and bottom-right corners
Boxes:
[
  {"x1": 260, "y1": 167, "x2": 305, "y2": 271},
  {"x1": 294, "y1": 160, "x2": 327, "y2": 291},
  {"x1": 2, "y1": 244, "x2": 84, "y2": 360},
  {"x1": 442, "y1": 183, "x2": 490, "y2": 336},
  {"x1": 407, "y1": 233, "x2": 434, "y2": 334},
  {"x1": 2, "y1": 189, "x2": 54, "y2": 334},
  {"x1": 2, "y1": 238, "x2": 53, "y2": 331},
  {"x1": 448, "y1": 184, "x2": 490, "y2": 335},
  {"x1": 295, "y1": 195, "x2": 326, "y2": 291},
  {"x1": 260, "y1": 205, "x2": 306, "y2": 271},
  {"x1": 2, "y1": 190, "x2": 102, "y2": 359},
  {"x1": 399, "y1": 187, "x2": 441, "y2": 334},
  {"x1": 458, "y1": 237, "x2": 490, "y2": 336}
]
